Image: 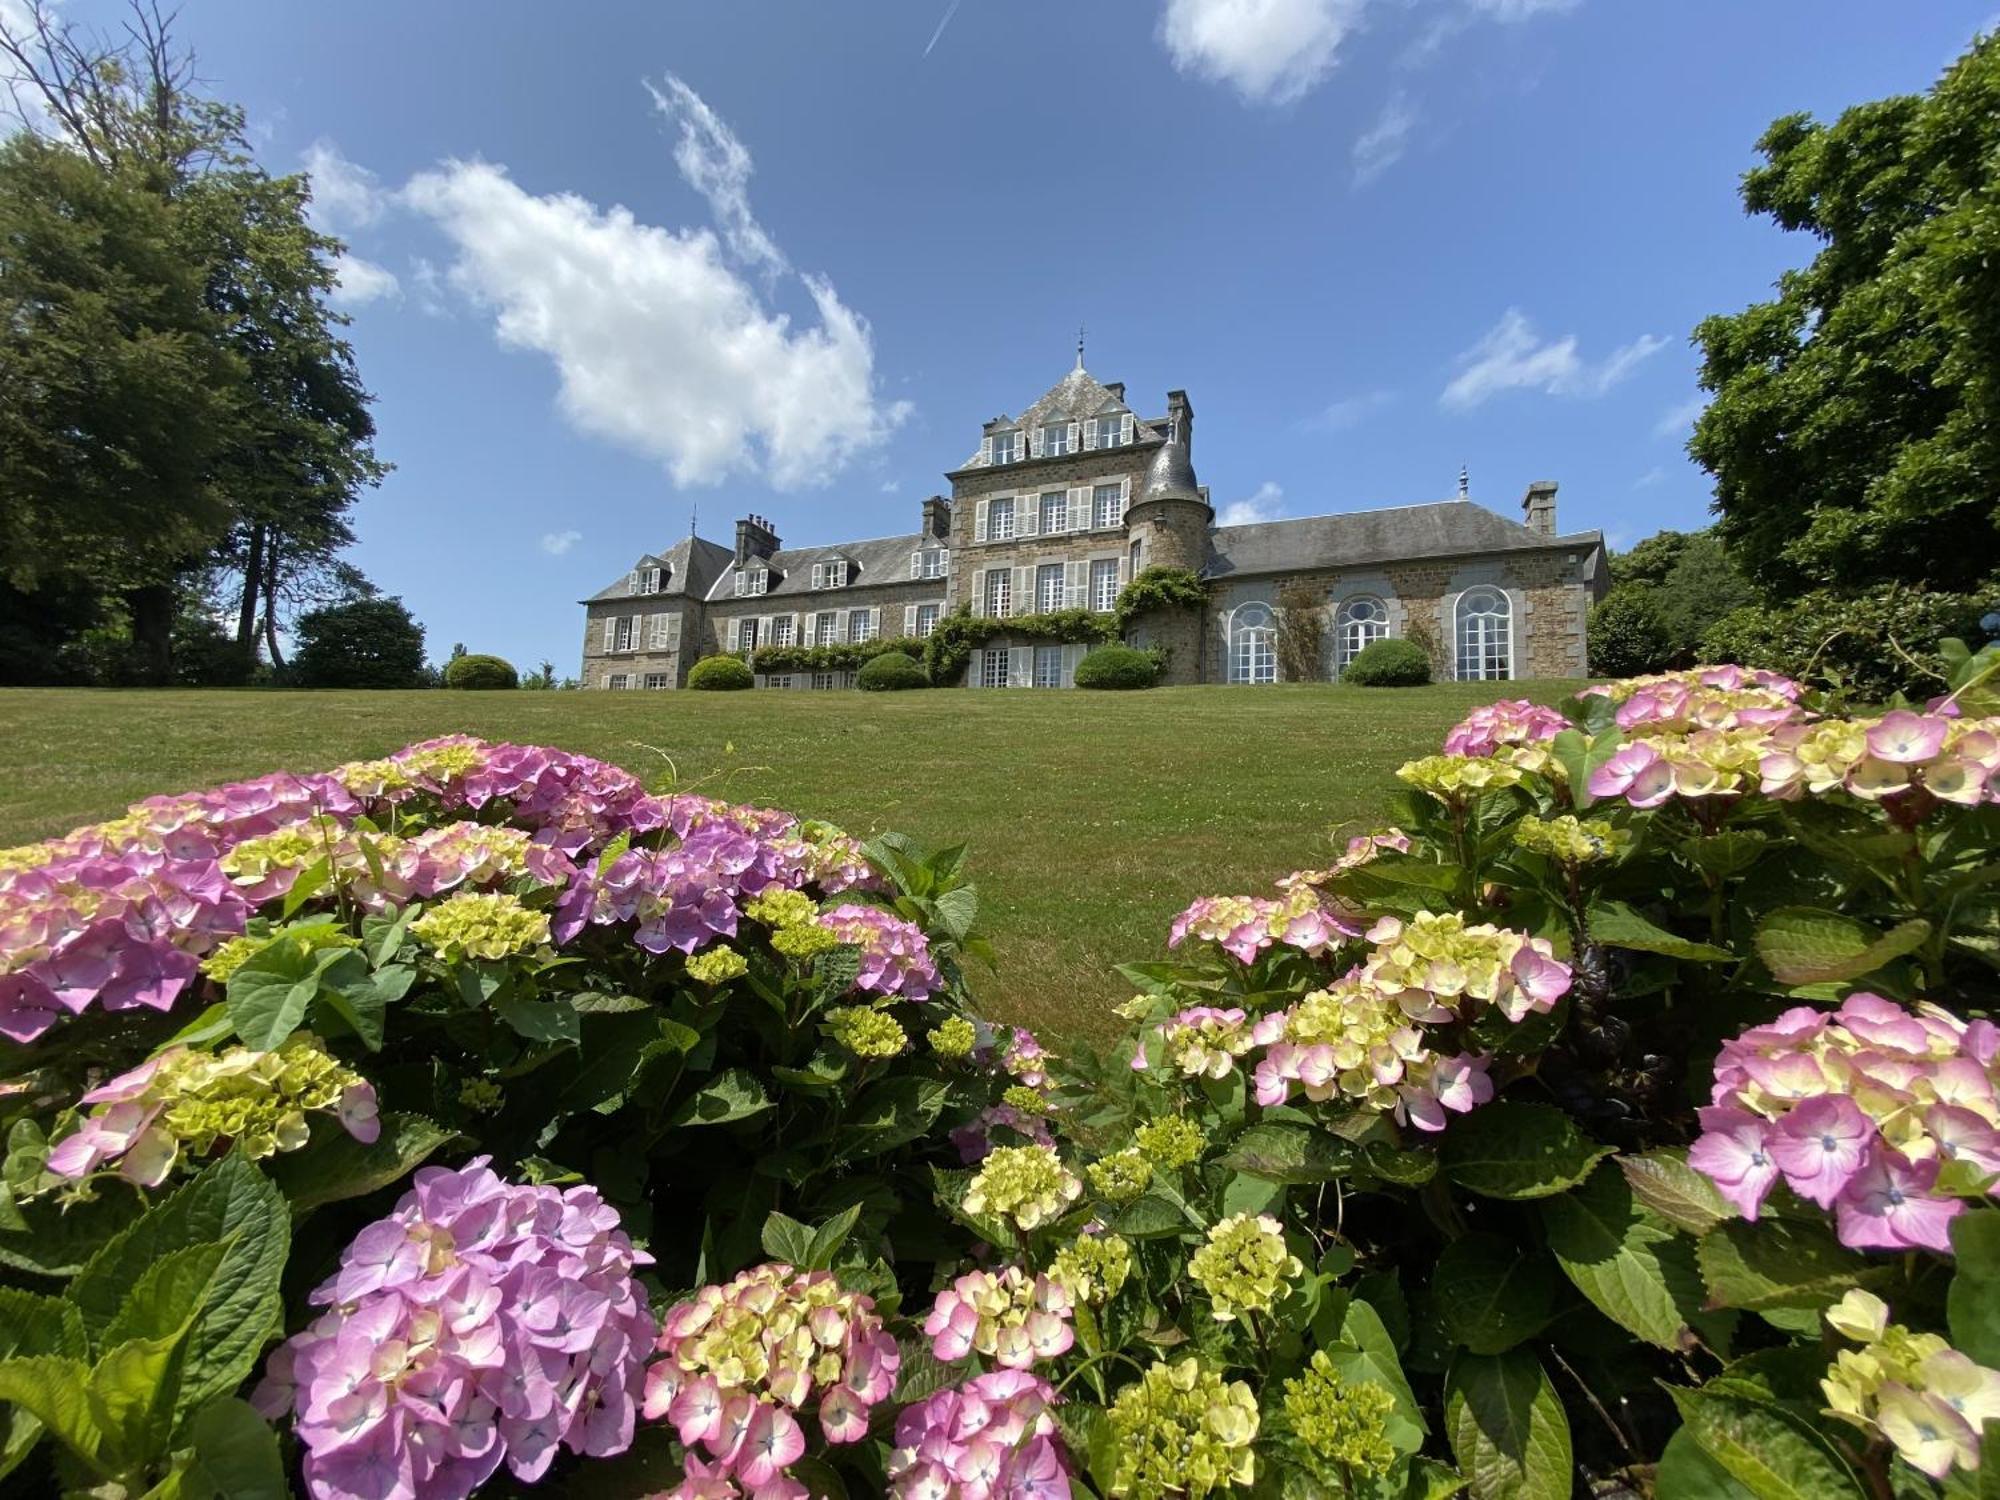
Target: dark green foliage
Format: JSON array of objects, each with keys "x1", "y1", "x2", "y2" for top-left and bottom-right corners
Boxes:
[
  {"x1": 1342, "y1": 637, "x2": 1432, "y2": 686},
  {"x1": 1589, "y1": 530, "x2": 1757, "y2": 676},
  {"x1": 1112, "y1": 565, "x2": 1208, "y2": 634},
  {"x1": 289, "y1": 598, "x2": 426, "y2": 689},
  {"x1": 1072, "y1": 644, "x2": 1158, "y2": 690},
  {"x1": 1586, "y1": 589, "x2": 1673, "y2": 679},
  {"x1": 753, "y1": 635, "x2": 924, "y2": 677},
  {"x1": 443, "y1": 654, "x2": 519, "y2": 690},
  {"x1": 923, "y1": 608, "x2": 1113, "y2": 686},
  {"x1": 1699, "y1": 583, "x2": 1997, "y2": 700},
  {"x1": 855, "y1": 651, "x2": 928, "y2": 691},
  {"x1": 1691, "y1": 34, "x2": 2000, "y2": 594},
  {"x1": 687, "y1": 654, "x2": 754, "y2": 691}
]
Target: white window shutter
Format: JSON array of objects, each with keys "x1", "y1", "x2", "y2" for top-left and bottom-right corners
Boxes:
[
  {"x1": 1066, "y1": 560, "x2": 1088, "y2": 608},
  {"x1": 1062, "y1": 642, "x2": 1084, "y2": 688},
  {"x1": 1120, "y1": 414, "x2": 1134, "y2": 445},
  {"x1": 967, "y1": 648, "x2": 984, "y2": 688},
  {"x1": 1019, "y1": 496, "x2": 1038, "y2": 538},
  {"x1": 910, "y1": 550, "x2": 922, "y2": 579},
  {"x1": 1067, "y1": 486, "x2": 1087, "y2": 531},
  {"x1": 625, "y1": 571, "x2": 637, "y2": 595},
  {"x1": 1029, "y1": 426, "x2": 1044, "y2": 458},
  {"x1": 1008, "y1": 646, "x2": 1031, "y2": 687},
  {"x1": 981, "y1": 436, "x2": 992, "y2": 466},
  {"x1": 1013, "y1": 566, "x2": 1032, "y2": 617},
  {"x1": 904, "y1": 604, "x2": 918, "y2": 635},
  {"x1": 669, "y1": 616, "x2": 682, "y2": 647},
  {"x1": 972, "y1": 569, "x2": 987, "y2": 617},
  {"x1": 1119, "y1": 477, "x2": 1130, "y2": 520},
  {"x1": 602, "y1": 617, "x2": 615, "y2": 651},
  {"x1": 974, "y1": 500, "x2": 989, "y2": 542},
  {"x1": 940, "y1": 547, "x2": 950, "y2": 572},
  {"x1": 1067, "y1": 420, "x2": 1081, "y2": 451},
  {"x1": 1083, "y1": 417, "x2": 1098, "y2": 450}
]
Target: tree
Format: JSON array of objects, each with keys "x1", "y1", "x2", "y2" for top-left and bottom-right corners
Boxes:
[
  {"x1": 1588, "y1": 528, "x2": 1759, "y2": 676},
  {"x1": 1691, "y1": 33, "x2": 2000, "y2": 596},
  {"x1": 290, "y1": 598, "x2": 427, "y2": 689}
]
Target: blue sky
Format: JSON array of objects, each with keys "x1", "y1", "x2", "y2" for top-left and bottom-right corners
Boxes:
[{"x1": 44, "y1": 0, "x2": 1995, "y2": 670}]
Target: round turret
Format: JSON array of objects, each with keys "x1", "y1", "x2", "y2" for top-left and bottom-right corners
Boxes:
[{"x1": 1125, "y1": 393, "x2": 1212, "y2": 575}]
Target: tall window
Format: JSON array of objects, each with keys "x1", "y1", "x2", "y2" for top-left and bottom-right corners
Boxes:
[
  {"x1": 1229, "y1": 603, "x2": 1277, "y2": 685},
  {"x1": 1455, "y1": 588, "x2": 1513, "y2": 681},
  {"x1": 984, "y1": 570, "x2": 1011, "y2": 617},
  {"x1": 811, "y1": 671, "x2": 842, "y2": 691},
  {"x1": 1033, "y1": 645, "x2": 1063, "y2": 688},
  {"x1": 613, "y1": 617, "x2": 634, "y2": 652},
  {"x1": 1129, "y1": 539, "x2": 1143, "y2": 577},
  {"x1": 814, "y1": 611, "x2": 838, "y2": 646},
  {"x1": 1040, "y1": 493, "x2": 1067, "y2": 534},
  {"x1": 737, "y1": 618, "x2": 760, "y2": 652},
  {"x1": 649, "y1": 615, "x2": 672, "y2": 649},
  {"x1": 1036, "y1": 564, "x2": 1065, "y2": 613},
  {"x1": 988, "y1": 498, "x2": 1016, "y2": 540},
  {"x1": 916, "y1": 603, "x2": 940, "y2": 638},
  {"x1": 847, "y1": 608, "x2": 875, "y2": 643},
  {"x1": 981, "y1": 650, "x2": 1008, "y2": 688},
  {"x1": 1041, "y1": 422, "x2": 1071, "y2": 457},
  {"x1": 1093, "y1": 483, "x2": 1122, "y2": 529},
  {"x1": 771, "y1": 616, "x2": 795, "y2": 646},
  {"x1": 1090, "y1": 559, "x2": 1119, "y2": 612},
  {"x1": 1336, "y1": 596, "x2": 1389, "y2": 675}
]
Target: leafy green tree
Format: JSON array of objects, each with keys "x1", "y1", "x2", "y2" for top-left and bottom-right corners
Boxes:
[
  {"x1": 1691, "y1": 33, "x2": 2000, "y2": 595},
  {"x1": 1589, "y1": 529, "x2": 1758, "y2": 675},
  {"x1": 290, "y1": 597, "x2": 427, "y2": 689}
]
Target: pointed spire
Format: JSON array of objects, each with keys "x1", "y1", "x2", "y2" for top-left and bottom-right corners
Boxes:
[
  {"x1": 690, "y1": 502, "x2": 698, "y2": 541},
  {"x1": 1458, "y1": 465, "x2": 1470, "y2": 499},
  {"x1": 1076, "y1": 325, "x2": 1086, "y2": 370}
]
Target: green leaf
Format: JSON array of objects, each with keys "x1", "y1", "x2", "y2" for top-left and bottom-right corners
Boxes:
[
  {"x1": 1442, "y1": 1350, "x2": 1571, "y2": 1500},
  {"x1": 266, "y1": 1113, "x2": 458, "y2": 1214},
  {"x1": 1589, "y1": 900, "x2": 1737, "y2": 961},
  {"x1": 1440, "y1": 1102, "x2": 1613, "y2": 1200},
  {"x1": 1108, "y1": 1192, "x2": 1200, "y2": 1239},
  {"x1": 1216, "y1": 1122, "x2": 1354, "y2": 1185},
  {"x1": 1618, "y1": 1150, "x2": 1734, "y2": 1237},
  {"x1": 491, "y1": 990, "x2": 581, "y2": 1045},
  {"x1": 931, "y1": 886, "x2": 979, "y2": 944},
  {"x1": 832, "y1": 1077, "x2": 951, "y2": 1164},
  {"x1": 1542, "y1": 1163, "x2": 1711, "y2": 1351},
  {"x1": 760, "y1": 1211, "x2": 816, "y2": 1267},
  {"x1": 1754, "y1": 907, "x2": 1932, "y2": 986},
  {"x1": 1949, "y1": 1210, "x2": 2000, "y2": 1366},
  {"x1": 0, "y1": 1288, "x2": 88, "y2": 1480},
  {"x1": 1324, "y1": 1300, "x2": 1426, "y2": 1454},
  {"x1": 1668, "y1": 1386, "x2": 1866, "y2": 1499},
  {"x1": 101, "y1": 1239, "x2": 231, "y2": 1352},
  {"x1": 88, "y1": 1323, "x2": 193, "y2": 1470},
  {"x1": 313, "y1": 957, "x2": 413, "y2": 1051},
  {"x1": 805, "y1": 1203, "x2": 864, "y2": 1268},
  {"x1": 224, "y1": 941, "x2": 348, "y2": 1049},
  {"x1": 1696, "y1": 1218, "x2": 1890, "y2": 1313},
  {"x1": 1655, "y1": 1428, "x2": 1758, "y2": 1498},
  {"x1": 69, "y1": 1155, "x2": 288, "y2": 1422},
  {"x1": 1432, "y1": 1235, "x2": 1557, "y2": 1355},
  {"x1": 0, "y1": 1356, "x2": 102, "y2": 1472},
  {"x1": 182, "y1": 1396, "x2": 287, "y2": 1500},
  {"x1": 667, "y1": 1069, "x2": 773, "y2": 1128}
]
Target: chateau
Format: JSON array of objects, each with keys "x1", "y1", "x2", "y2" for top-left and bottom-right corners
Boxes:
[{"x1": 579, "y1": 360, "x2": 1607, "y2": 689}]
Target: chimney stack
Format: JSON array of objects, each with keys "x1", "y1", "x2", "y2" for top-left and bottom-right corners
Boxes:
[
  {"x1": 734, "y1": 513, "x2": 780, "y2": 565},
  {"x1": 1522, "y1": 481, "x2": 1558, "y2": 537},
  {"x1": 1104, "y1": 381, "x2": 1126, "y2": 402},
  {"x1": 921, "y1": 495, "x2": 951, "y2": 542},
  {"x1": 1166, "y1": 389, "x2": 1194, "y2": 452}
]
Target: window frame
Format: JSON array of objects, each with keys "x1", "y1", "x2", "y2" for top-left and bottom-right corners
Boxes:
[
  {"x1": 1092, "y1": 483, "x2": 1122, "y2": 529},
  {"x1": 1090, "y1": 558, "x2": 1119, "y2": 613},
  {"x1": 612, "y1": 616, "x2": 634, "y2": 653},
  {"x1": 988, "y1": 497, "x2": 1016, "y2": 541},
  {"x1": 1454, "y1": 587, "x2": 1514, "y2": 682},
  {"x1": 814, "y1": 611, "x2": 838, "y2": 646},
  {"x1": 983, "y1": 570, "x2": 1012, "y2": 618},
  {"x1": 916, "y1": 603, "x2": 940, "y2": 638},
  {"x1": 1335, "y1": 595, "x2": 1390, "y2": 675},
  {"x1": 1035, "y1": 563, "x2": 1065, "y2": 614},
  {"x1": 1039, "y1": 492, "x2": 1068, "y2": 534},
  {"x1": 1229, "y1": 603, "x2": 1278, "y2": 685},
  {"x1": 1032, "y1": 644, "x2": 1063, "y2": 689},
  {"x1": 980, "y1": 650, "x2": 1008, "y2": 689},
  {"x1": 642, "y1": 673, "x2": 671, "y2": 690}
]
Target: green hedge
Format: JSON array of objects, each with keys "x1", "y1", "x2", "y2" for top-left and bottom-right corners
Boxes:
[
  {"x1": 1342, "y1": 637, "x2": 1432, "y2": 686},
  {"x1": 687, "y1": 654, "x2": 753, "y2": 691},
  {"x1": 752, "y1": 636, "x2": 924, "y2": 676},
  {"x1": 856, "y1": 651, "x2": 928, "y2": 691},
  {"x1": 1699, "y1": 584, "x2": 1998, "y2": 701},
  {"x1": 1072, "y1": 644, "x2": 1158, "y2": 689},
  {"x1": 443, "y1": 653, "x2": 518, "y2": 690}
]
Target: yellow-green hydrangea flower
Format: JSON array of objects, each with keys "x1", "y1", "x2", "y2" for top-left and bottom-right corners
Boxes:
[
  {"x1": 1087, "y1": 1147, "x2": 1154, "y2": 1202},
  {"x1": 201, "y1": 921, "x2": 360, "y2": 984},
  {"x1": 963, "y1": 1144, "x2": 1082, "y2": 1232},
  {"x1": 771, "y1": 921, "x2": 842, "y2": 961},
  {"x1": 409, "y1": 890, "x2": 550, "y2": 961},
  {"x1": 1395, "y1": 754, "x2": 1525, "y2": 803},
  {"x1": 220, "y1": 816, "x2": 342, "y2": 887},
  {"x1": 1134, "y1": 1115, "x2": 1207, "y2": 1170},
  {"x1": 1050, "y1": 1233, "x2": 1132, "y2": 1305},
  {"x1": 1513, "y1": 814, "x2": 1629, "y2": 865},
  {"x1": 826, "y1": 1004, "x2": 907, "y2": 1059},
  {"x1": 686, "y1": 945, "x2": 749, "y2": 984},
  {"x1": 928, "y1": 1016, "x2": 978, "y2": 1058},
  {"x1": 1109, "y1": 1357, "x2": 1260, "y2": 1498},
  {"x1": 457, "y1": 1077, "x2": 504, "y2": 1113},
  {"x1": 1001, "y1": 1084, "x2": 1050, "y2": 1116},
  {"x1": 1189, "y1": 1213, "x2": 1302, "y2": 1322},
  {"x1": 744, "y1": 888, "x2": 819, "y2": 930},
  {"x1": 1282, "y1": 1352, "x2": 1397, "y2": 1481}
]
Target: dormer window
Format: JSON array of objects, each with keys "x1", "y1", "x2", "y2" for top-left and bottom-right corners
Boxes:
[
  {"x1": 910, "y1": 547, "x2": 949, "y2": 580},
  {"x1": 1038, "y1": 421, "x2": 1073, "y2": 458},
  {"x1": 628, "y1": 566, "x2": 663, "y2": 595},
  {"x1": 985, "y1": 431, "x2": 1020, "y2": 466},
  {"x1": 1084, "y1": 414, "x2": 1135, "y2": 450},
  {"x1": 811, "y1": 559, "x2": 851, "y2": 589},
  {"x1": 733, "y1": 567, "x2": 768, "y2": 597}
]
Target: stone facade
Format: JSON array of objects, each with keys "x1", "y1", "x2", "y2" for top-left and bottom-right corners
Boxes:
[{"x1": 579, "y1": 362, "x2": 1607, "y2": 689}]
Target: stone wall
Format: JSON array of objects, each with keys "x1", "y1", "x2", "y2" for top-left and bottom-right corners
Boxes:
[
  {"x1": 946, "y1": 445, "x2": 1153, "y2": 612},
  {"x1": 702, "y1": 581, "x2": 950, "y2": 657},
  {"x1": 579, "y1": 596, "x2": 701, "y2": 688}
]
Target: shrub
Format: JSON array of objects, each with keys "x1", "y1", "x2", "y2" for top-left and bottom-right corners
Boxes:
[
  {"x1": 290, "y1": 597, "x2": 427, "y2": 688},
  {"x1": 1587, "y1": 585, "x2": 1673, "y2": 677},
  {"x1": 443, "y1": 652, "x2": 519, "y2": 690},
  {"x1": 687, "y1": 652, "x2": 753, "y2": 690},
  {"x1": 1073, "y1": 643, "x2": 1157, "y2": 689},
  {"x1": 856, "y1": 650, "x2": 927, "y2": 691},
  {"x1": 1699, "y1": 582, "x2": 1997, "y2": 701},
  {"x1": 1340, "y1": 636, "x2": 1430, "y2": 685}
]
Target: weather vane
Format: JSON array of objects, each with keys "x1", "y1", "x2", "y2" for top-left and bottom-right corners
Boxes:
[{"x1": 1076, "y1": 325, "x2": 1086, "y2": 368}]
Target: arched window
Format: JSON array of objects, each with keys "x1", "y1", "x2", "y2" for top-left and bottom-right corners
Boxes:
[
  {"x1": 1455, "y1": 587, "x2": 1512, "y2": 680},
  {"x1": 1229, "y1": 603, "x2": 1277, "y2": 684},
  {"x1": 1335, "y1": 595, "x2": 1389, "y2": 675}
]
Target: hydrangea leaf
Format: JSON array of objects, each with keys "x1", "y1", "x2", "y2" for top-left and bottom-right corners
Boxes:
[
  {"x1": 1753, "y1": 907, "x2": 1931, "y2": 986},
  {"x1": 267, "y1": 1113, "x2": 458, "y2": 1214},
  {"x1": 183, "y1": 1396, "x2": 286, "y2": 1500},
  {"x1": 830, "y1": 1078, "x2": 950, "y2": 1164},
  {"x1": 0, "y1": 1356, "x2": 101, "y2": 1474},
  {"x1": 1442, "y1": 1350, "x2": 1570, "y2": 1500},
  {"x1": 0, "y1": 1289, "x2": 88, "y2": 1482},
  {"x1": 490, "y1": 990, "x2": 580, "y2": 1046},
  {"x1": 1324, "y1": 1299, "x2": 1425, "y2": 1454},
  {"x1": 1440, "y1": 1102, "x2": 1613, "y2": 1200},
  {"x1": 1618, "y1": 1150, "x2": 1734, "y2": 1237},
  {"x1": 1216, "y1": 1122, "x2": 1355, "y2": 1185},
  {"x1": 1541, "y1": 1163, "x2": 1712, "y2": 1351},
  {"x1": 1667, "y1": 1386, "x2": 1866, "y2": 1500},
  {"x1": 1654, "y1": 1428, "x2": 1759, "y2": 1498},
  {"x1": 1947, "y1": 1209, "x2": 2000, "y2": 1367},
  {"x1": 1695, "y1": 1217, "x2": 1891, "y2": 1313},
  {"x1": 1587, "y1": 901, "x2": 1735, "y2": 962},
  {"x1": 224, "y1": 940, "x2": 348, "y2": 1050},
  {"x1": 1432, "y1": 1234, "x2": 1557, "y2": 1355}
]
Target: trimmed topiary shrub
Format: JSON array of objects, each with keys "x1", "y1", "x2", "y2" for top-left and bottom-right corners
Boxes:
[
  {"x1": 1073, "y1": 643, "x2": 1157, "y2": 690},
  {"x1": 688, "y1": 654, "x2": 754, "y2": 690},
  {"x1": 443, "y1": 653, "x2": 519, "y2": 690},
  {"x1": 1341, "y1": 636, "x2": 1431, "y2": 686},
  {"x1": 856, "y1": 650, "x2": 927, "y2": 691}
]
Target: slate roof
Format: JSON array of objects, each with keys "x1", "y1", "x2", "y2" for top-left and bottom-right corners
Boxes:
[
  {"x1": 579, "y1": 535, "x2": 733, "y2": 604},
  {"x1": 1207, "y1": 501, "x2": 1602, "y2": 580},
  {"x1": 700, "y1": 532, "x2": 940, "y2": 603},
  {"x1": 1139, "y1": 422, "x2": 1202, "y2": 505},
  {"x1": 959, "y1": 363, "x2": 1163, "y2": 469}
]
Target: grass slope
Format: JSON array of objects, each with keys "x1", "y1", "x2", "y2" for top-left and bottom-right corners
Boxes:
[{"x1": 0, "y1": 683, "x2": 1577, "y2": 1040}]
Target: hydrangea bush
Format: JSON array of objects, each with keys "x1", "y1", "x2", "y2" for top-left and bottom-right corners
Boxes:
[{"x1": 7, "y1": 642, "x2": 2000, "y2": 1498}]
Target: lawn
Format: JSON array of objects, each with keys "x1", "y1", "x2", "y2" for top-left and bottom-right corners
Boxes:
[{"x1": 0, "y1": 682, "x2": 1578, "y2": 1041}]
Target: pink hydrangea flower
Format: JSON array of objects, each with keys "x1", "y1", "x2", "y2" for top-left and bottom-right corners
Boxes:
[
  {"x1": 888, "y1": 1370, "x2": 1071, "y2": 1499},
  {"x1": 817, "y1": 904, "x2": 942, "y2": 1000},
  {"x1": 1442, "y1": 700, "x2": 1569, "y2": 758}
]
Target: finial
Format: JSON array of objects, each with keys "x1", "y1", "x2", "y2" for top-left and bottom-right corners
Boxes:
[
  {"x1": 690, "y1": 502, "x2": 698, "y2": 540},
  {"x1": 1458, "y1": 465, "x2": 1469, "y2": 499},
  {"x1": 1076, "y1": 325, "x2": 1085, "y2": 369}
]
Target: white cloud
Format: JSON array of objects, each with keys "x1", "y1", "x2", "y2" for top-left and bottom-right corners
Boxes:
[
  {"x1": 328, "y1": 254, "x2": 400, "y2": 307},
  {"x1": 1654, "y1": 393, "x2": 1706, "y2": 438},
  {"x1": 1309, "y1": 389, "x2": 1395, "y2": 429},
  {"x1": 1219, "y1": 480, "x2": 1286, "y2": 527},
  {"x1": 1633, "y1": 466, "x2": 1665, "y2": 489},
  {"x1": 1440, "y1": 309, "x2": 1667, "y2": 410},
  {"x1": 645, "y1": 75, "x2": 785, "y2": 276},
  {"x1": 1463, "y1": 0, "x2": 1581, "y2": 18},
  {"x1": 1158, "y1": 0, "x2": 1367, "y2": 105},
  {"x1": 302, "y1": 139, "x2": 390, "y2": 232},
  {"x1": 880, "y1": 479, "x2": 901, "y2": 494},
  {"x1": 1352, "y1": 93, "x2": 1416, "y2": 186},
  {"x1": 403, "y1": 154, "x2": 907, "y2": 489},
  {"x1": 540, "y1": 530, "x2": 582, "y2": 556}
]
